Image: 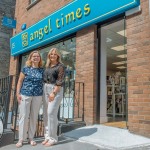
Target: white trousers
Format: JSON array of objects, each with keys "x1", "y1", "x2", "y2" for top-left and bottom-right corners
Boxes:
[
  {"x1": 18, "y1": 95, "x2": 42, "y2": 140},
  {"x1": 43, "y1": 83, "x2": 63, "y2": 142}
]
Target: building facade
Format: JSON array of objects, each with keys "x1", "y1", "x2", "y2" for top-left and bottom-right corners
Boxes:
[
  {"x1": 9, "y1": 0, "x2": 150, "y2": 137},
  {"x1": 0, "y1": 0, "x2": 16, "y2": 78}
]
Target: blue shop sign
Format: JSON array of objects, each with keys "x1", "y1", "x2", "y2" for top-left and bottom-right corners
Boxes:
[
  {"x1": 10, "y1": 0, "x2": 140, "y2": 56},
  {"x1": 2, "y1": 16, "x2": 16, "y2": 29}
]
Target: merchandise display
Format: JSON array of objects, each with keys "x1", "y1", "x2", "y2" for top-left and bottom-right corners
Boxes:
[{"x1": 107, "y1": 72, "x2": 126, "y2": 117}]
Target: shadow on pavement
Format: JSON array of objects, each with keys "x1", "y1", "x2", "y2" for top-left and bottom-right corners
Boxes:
[{"x1": 63, "y1": 127, "x2": 97, "y2": 139}]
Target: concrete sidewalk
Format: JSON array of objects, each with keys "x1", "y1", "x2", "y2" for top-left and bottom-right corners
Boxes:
[
  {"x1": 1, "y1": 124, "x2": 150, "y2": 150},
  {"x1": 64, "y1": 124, "x2": 150, "y2": 150},
  {"x1": 0, "y1": 136, "x2": 101, "y2": 150}
]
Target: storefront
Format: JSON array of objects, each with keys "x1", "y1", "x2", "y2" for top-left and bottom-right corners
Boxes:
[{"x1": 10, "y1": 0, "x2": 150, "y2": 137}]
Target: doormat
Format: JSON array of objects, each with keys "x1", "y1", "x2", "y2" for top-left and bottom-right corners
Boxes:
[{"x1": 103, "y1": 121, "x2": 126, "y2": 129}]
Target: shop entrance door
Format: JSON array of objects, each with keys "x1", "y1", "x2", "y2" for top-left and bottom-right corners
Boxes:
[{"x1": 99, "y1": 18, "x2": 127, "y2": 128}]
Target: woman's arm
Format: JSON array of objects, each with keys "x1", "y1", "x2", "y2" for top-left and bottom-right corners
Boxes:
[{"x1": 16, "y1": 72, "x2": 25, "y2": 104}]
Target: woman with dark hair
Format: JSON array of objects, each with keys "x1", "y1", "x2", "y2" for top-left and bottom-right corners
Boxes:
[
  {"x1": 16, "y1": 51, "x2": 44, "y2": 148},
  {"x1": 42, "y1": 48, "x2": 65, "y2": 147}
]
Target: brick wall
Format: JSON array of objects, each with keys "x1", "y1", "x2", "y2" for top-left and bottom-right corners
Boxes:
[
  {"x1": 14, "y1": 0, "x2": 71, "y2": 34},
  {"x1": 127, "y1": 0, "x2": 150, "y2": 137},
  {"x1": 76, "y1": 25, "x2": 97, "y2": 125}
]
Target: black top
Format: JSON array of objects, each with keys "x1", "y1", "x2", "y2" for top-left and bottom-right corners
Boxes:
[{"x1": 43, "y1": 62, "x2": 65, "y2": 86}]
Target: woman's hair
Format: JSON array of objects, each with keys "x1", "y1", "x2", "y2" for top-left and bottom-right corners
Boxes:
[
  {"x1": 45, "y1": 48, "x2": 62, "y2": 68},
  {"x1": 26, "y1": 50, "x2": 43, "y2": 67}
]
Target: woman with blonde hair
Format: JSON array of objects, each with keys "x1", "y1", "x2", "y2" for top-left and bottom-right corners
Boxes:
[
  {"x1": 16, "y1": 51, "x2": 44, "y2": 148},
  {"x1": 42, "y1": 47, "x2": 65, "y2": 147}
]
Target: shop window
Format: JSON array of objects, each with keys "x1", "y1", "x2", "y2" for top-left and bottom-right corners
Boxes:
[
  {"x1": 21, "y1": 37, "x2": 76, "y2": 95},
  {"x1": 21, "y1": 37, "x2": 76, "y2": 92},
  {"x1": 21, "y1": 37, "x2": 76, "y2": 75},
  {"x1": 21, "y1": 37, "x2": 76, "y2": 119}
]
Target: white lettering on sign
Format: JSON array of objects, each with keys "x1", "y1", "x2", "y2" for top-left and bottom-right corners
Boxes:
[
  {"x1": 12, "y1": 43, "x2": 15, "y2": 49},
  {"x1": 7, "y1": 19, "x2": 13, "y2": 25}
]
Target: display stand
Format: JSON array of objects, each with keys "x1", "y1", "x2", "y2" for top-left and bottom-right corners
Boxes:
[{"x1": 107, "y1": 76, "x2": 126, "y2": 117}]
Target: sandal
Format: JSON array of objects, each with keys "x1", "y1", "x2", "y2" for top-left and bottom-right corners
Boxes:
[
  {"x1": 44, "y1": 140, "x2": 57, "y2": 147},
  {"x1": 29, "y1": 140, "x2": 37, "y2": 146},
  {"x1": 42, "y1": 139, "x2": 49, "y2": 145},
  {"x1": 16, "y1": 140, "x2": 23, "y2": 148}
]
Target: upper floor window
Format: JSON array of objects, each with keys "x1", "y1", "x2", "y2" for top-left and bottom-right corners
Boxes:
[
  {"x1": 30, "y1": 0, "x2": 36, "y2": 4},
  {"x1": 27, "y1": 0, "x2": 41, "y2": 10}
]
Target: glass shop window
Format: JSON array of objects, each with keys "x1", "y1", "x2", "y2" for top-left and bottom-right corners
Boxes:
[{"x1": 21, "y1": 37, "x2": 76, "y2": 82}]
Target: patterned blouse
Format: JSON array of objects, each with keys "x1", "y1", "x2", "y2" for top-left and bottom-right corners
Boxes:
[
  {"x1": 20, "y1": 66, "x2": 44, "y2": 96},
  {"x1": 43, "y1": 62, "x2": 65, "y2": 86}
]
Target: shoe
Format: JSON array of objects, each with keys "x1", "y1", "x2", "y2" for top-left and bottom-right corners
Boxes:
[
  {"x1": 42, "y1": 139, "x2": 49, "y2": 145},
  {"x1": 44, "y1": 140, "x2": 57, "y2": 147},
  {"x1": 16, "y1": 140, "x2": 23, "y2": 148},
  {"x1": 29, "y1": 140, "x2": 37, "y2": 146}
]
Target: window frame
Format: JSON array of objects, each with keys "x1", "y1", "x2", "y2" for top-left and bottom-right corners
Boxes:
[
  {"x1": 30, "y1": 0, "x2": 36, "y2": 3},
  {"x1": 26, "y1": 0, "x2": 41, "y2": 10}
]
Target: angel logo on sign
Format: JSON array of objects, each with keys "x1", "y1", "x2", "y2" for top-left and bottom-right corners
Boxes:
[{"x1": 22, "y1": 32, "x2": 28, "y2": 47}]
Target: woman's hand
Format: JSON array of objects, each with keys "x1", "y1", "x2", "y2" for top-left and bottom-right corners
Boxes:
[
  {"x1": 16, "y1": 72, "x2": 25, "y2": 105},
  {"x1": 16, "y1": 93, "x2": 22, "y2": 104},
  {"x1": 48, "y1": 86, "x2": 59, "y2": 102},
  {"x1": 48, "y1": 92, "x2": 55, "y2": 102}
]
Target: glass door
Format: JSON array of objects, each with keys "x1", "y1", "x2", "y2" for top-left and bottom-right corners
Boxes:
[{"x1": 100, "y1": 18, "x2": 127, "y2": 125}]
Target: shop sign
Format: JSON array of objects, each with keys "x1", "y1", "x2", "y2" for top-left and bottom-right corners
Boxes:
[
  {"x1": 2, "y1": 16, "x2": 16, "y2": 28},
  {"x1": 10, "y1": 0, "x2": 140, "y2": 56}
]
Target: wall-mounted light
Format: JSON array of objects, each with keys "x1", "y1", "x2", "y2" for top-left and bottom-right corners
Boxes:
[{"x1": 21, "y1": 24, "x2": 26, "y2": 31}]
